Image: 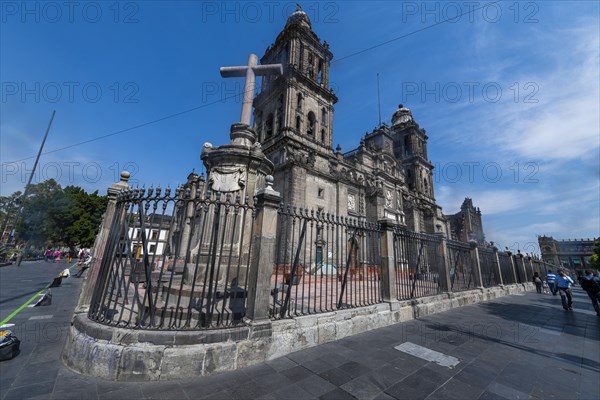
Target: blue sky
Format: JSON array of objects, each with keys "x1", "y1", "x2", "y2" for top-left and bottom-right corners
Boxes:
[{"x1": 1, "y1": 1, "x2": 599, "y2": 254}]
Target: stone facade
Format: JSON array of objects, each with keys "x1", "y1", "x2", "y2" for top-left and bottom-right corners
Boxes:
[
  {"x1": 251, "y1": 8, "x2": 449, "y2": 235},
  {"x1": 538, "y1": 235, "x2": 598, "y2": 271},
  {"x1": 447, "y1": 198, "x2": 486, "y2": 244}
]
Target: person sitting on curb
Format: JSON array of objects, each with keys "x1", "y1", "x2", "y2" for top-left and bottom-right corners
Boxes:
[
  {"x1": 546, "y1": 269, "x2": 558, "y2": 295},
  {"x1": 556, "y1": 269, "x2": 574, "y2": 311},
  {"x1": 579, "y1": 270, "x2": 600, "y2": 317}
]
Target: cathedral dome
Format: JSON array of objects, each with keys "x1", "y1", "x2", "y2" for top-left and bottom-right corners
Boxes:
[
  {"x1": 391, "y1": 104, "x2": 413, "y2": 127},
  {"x1": 286, "y1": 5, "x2": 311, "y2": 28}
]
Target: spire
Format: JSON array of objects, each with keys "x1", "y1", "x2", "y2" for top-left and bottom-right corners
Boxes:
[{"x1": 286, "y1": 3, "x2": 311, "y2": 28}]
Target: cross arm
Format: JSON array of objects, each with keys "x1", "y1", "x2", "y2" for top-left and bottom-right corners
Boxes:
[
  {"x1": 254, "y1": 64, "x2": 283, "y2": 76},
  {"x1": 220, "y1": 66, "x2": 248, "y2": 78}
]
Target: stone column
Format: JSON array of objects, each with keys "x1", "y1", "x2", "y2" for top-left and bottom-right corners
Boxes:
[
  {"x1": 507, "y1": 252, "x2": 518, "y2": 284},
  {"x1": 378, "y1": 218, "x2": 398, "y2": 303},
  {"x1": 434, "y1": 233, "x2": 452, "y2": 293},
  {"x1": 469, "y1": 240, "x2": 484, "y2": 289},
  {"x1": 527, "y1": 256, "x2": 535, "y2": 277},
  {"x1": 178, "y1": 172, "x2": 199, "y2": 261},
  {"x1": 491, "y1": 244, "x2": 503, "y2": 286},
  {"x1": 75, "y1": 171, "x2": 130, "y2": 314},
  {"x1": 517, "y1": 251, "x2": 528, "y2": 283},
  {"x1": 245, "y1": 176, "x2": 280, "y2": 327}
]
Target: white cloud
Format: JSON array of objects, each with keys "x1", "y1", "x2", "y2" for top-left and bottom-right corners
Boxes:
[{"x1": 437, "y1": 185, "x2": 547, "y2": 215}]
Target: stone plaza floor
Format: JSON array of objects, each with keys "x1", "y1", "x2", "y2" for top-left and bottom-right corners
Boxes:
[{"x1": 1, "y1": 260, "x2": 599, "y2": 399}]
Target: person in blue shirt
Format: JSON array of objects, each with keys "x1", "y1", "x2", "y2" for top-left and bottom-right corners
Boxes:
[
  {"x1": 556, "y1": 270, "x2": 574, "y2": 311},
  {"x1": 546, "y1": 270, "x2": 557, "y2": 296},
  {"x1": 579, "y1": 270, "x2": 600, "y2": 316}
]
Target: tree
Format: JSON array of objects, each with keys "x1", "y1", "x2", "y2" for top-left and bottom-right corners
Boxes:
[
  {"x1": 15, "y1": 179, "x2": 63, "y2": 247},
  {"x1": 590, "y1": 240, "x2": 600, "y2": 270},
  {"x1": 0, "y1": 191, "x2": 22, "y2": 241},
  {"x1": 13, "y1": 180, "x2": 107, "y2": 250}
]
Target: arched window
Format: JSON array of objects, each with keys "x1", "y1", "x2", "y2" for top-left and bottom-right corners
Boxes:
[
  {"x1": 255, "y1": 111, "x2": 263, "y2": 141},
  {"x1": 277, "y1": 113, "x2": 282, "y2": 135},
  {"x1": 321, "y1": 129, "x2": 326, "y2": 143},
  {"x1": 307, "y1": 111, "x2": 316, "y2": 136},
  {"x1": 296, "y1": 116, "x2": 301, "y2": 131},
  {"x1": 317, "y1": 59, "x2": 323, "y2": 84},
  {"x1": 266, "y1": 114, "x2": 274, "y2": 137},
  {"x1": 321, "y1": 108, "x2": 328, "y2": 126},
  {"x1": 297, "y1": 93, "x2": 303, "y2": 110}
]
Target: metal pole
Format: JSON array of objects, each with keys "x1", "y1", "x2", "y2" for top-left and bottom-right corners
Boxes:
[
  {"x1": 14, "y1": 111, "x2": 56, "y2": 265},
  {"x1": 377, "y1": 73, "x2": 382, "y2": 127}
]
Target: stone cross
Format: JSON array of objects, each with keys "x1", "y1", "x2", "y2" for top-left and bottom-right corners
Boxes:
[{"x1": 220, "y1": 54, "x2": 283, "y2": 126}]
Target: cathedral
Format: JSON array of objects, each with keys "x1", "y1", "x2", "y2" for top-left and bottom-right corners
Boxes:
[{"x1": 249, "y1": 7, "x2": 479, "y2": 239}]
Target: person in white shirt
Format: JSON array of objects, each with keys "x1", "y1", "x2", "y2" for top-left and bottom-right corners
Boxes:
[{"x1": 556, "y1": 270, "x2": 574, "y2": 311}]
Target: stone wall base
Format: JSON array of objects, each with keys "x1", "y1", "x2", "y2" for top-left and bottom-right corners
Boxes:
[{"x1": 62, "y1": 283, "x2": 532, "y2": 381}]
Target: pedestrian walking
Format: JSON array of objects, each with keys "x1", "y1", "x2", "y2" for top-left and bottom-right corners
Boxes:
[
  {"x1": 533, "y1": 272, "x2": 543, "y2": 294},
  {"x1": 579, "y1": 270, "x2": 600, "y2": 317},
  {"x1": 54, "y1": 250, "x2": 60, "y2": 263},
  {"x1": 556, "y1": 270, "x2": 574, "y2": 311},
  {"x1": 546, "y1": 269, "x2": 558, "y2": 295},
  {"x1": 44, "y1": 248, "x2": 52, "y2": 262}
]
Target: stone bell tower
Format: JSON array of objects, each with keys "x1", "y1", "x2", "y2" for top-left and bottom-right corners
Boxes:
[
  {"x1": 251, "y1": 5, "x2": 340, "y2": 208},
  {"x1": 390, "y1": 105, "x2": 441, "y2": 233},
  {"x1": 253, "y1": 5, "x2": 338, "y2": 157},
  {"x1": 391, "y1": 105, "x2": 435, "y2": 200}
]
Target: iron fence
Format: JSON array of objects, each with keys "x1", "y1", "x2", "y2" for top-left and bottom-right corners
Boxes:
[
  {"x1": 498, "y1": 252, "x2": 515, "y2": 284},
  {"x1": 270, "y1": 206, "x2": 382, "y2": 319},
  {"x1": 446, "y1": 240, "x2": 476, "y2": 292},
  {"x1": 478, "y1": 247, "x2": 498, "y2": 288},
  {"x1": 88, "y1": 186, "x2": 256, "y2": 330},
  {"x1": 521, "y1": 256, "x2": 534, "y2": 283},
  {"x1": 393, "y1": 228, "x2": 443, "y2": 300},
  {"x1": 512, "y1": 255, "x2": 525, "y2": 283}
]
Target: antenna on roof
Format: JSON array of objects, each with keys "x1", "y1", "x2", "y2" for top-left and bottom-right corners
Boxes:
[{"x1": 377, "y1": 73, "x2": 382, "y2": 127}]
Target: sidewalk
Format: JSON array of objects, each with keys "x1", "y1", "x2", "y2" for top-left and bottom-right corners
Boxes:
[{"x1": 1, "y1": 270, "x2": 598, "y2": 399}]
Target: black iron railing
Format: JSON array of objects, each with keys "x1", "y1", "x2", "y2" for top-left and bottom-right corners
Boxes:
[
  {"x1": 498, "y1": 252, "x2": 515, "y2": 284},
  {"x1": 446, "y1": 240, "x2": 476, "y2": 292},
  {"x1": 393, "y1": 228, "x2": 443, "y2": 300},
  {"x1": 270, "y1": 206, "x2": 382, "y2": 319},
  {"x1": 88, "y1": 187, "x2": 255, "y2": 330},
  {"x1": 478, "y1": 247, "x2": 498, "y2": 288}
]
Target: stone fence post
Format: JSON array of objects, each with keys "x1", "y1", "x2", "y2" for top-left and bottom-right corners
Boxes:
[
  {"x1": 378, "y1": 219, "x2": 398, "y2": 303},
  {"x1": 75, "y1": 171, "x2": 130, "y2": 314},
  {"x1": 527, "y1": 256, "x2": 535, "y2": 277},
  {"x1": 506, "y1": 252, "x2": 518, "y2": 284},
  {"x1": 435, "y1": 233, "x2": 452, "y2": 293},
  {"x1": 517, "y1": 251, "x2": 528, "y2": 283},
  {"x1": 469, "y1": 240, "x2": 484, "y2": 289},
  {"x1": 491, "y1": 244, "x2": 504, "y2": 286},
  {"x1": 245, "y1": 176, "x2": 280, "y2": 331}
]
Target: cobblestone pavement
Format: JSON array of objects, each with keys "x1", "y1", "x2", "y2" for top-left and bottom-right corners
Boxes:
[{"x1": 1, "y1": 261, "x2": 599, "y2": 399}]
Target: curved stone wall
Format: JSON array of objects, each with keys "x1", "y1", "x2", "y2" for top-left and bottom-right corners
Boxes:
[{"x1": 62, "y1": 283, "x2": 533, "y2": 381}]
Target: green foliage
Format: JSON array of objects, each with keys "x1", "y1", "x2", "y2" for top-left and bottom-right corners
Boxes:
[
  {"x1": 590, "y1": 240, "x2": 600, "y2": 270},
  {"x1": 12, "y1": 180, "x2": 107, "y2": 249}
]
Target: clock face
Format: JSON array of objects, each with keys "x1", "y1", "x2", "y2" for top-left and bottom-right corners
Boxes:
[{"x1": 399, "y1": 114, "x2": 411, "y2": 123}]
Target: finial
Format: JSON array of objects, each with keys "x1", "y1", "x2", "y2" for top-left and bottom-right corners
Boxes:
[
  {"x1": 266, "y1": 175, "x2": 274, "y2": 190},
  {"x1": 120, "y1": 171, "x2": 130, "y2": 183},
  {"x1": 296, "y1": 3, "x2": 302, "y2": 11}
]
